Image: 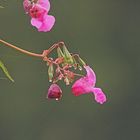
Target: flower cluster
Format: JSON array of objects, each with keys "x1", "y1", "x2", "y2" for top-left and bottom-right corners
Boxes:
[
  {"x1": 22, "y1": 1, "x2": 107, "y2": 104},
  {"x1": 0, "y1": 1, "x2": 107, "y2": 105},
  {"x1": 42, "y1": 42, "x2": 107, "y2": 104},
  {"x1": 23, "y1": 0, "x2": 55, "y2": 32}
]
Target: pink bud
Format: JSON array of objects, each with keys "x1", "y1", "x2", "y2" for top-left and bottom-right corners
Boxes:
[{"x1": 47, "y1": 84, "x2": 62, "y2": 100}]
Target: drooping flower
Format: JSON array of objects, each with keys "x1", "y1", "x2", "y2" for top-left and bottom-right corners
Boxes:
[
  {"x1": 23, "y1": 0, "x2": 55, "y2": 32},
  {"x1": 47, "y1": 84, "x2": 62, "y2": 100},
  {"x1": 72, "y1": 66, "x2": 106, "y2": 104}
]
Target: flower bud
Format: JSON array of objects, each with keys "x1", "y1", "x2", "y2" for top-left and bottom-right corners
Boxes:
[
  {"x1": 62, "y1": 45, "x2": 74, "y2": 64},
  {"x1": 78, "y1": 57, "x2": 86, "y2": 66},
  {"x1": 48, "y1": 63, "x2": 54, "y2": 82},
  {"x1": 57, "y1": 47, "x2": 65, "y2": 58},
  {"x1": 47, "y1": 84, "x2": 62, "y2": 100}
]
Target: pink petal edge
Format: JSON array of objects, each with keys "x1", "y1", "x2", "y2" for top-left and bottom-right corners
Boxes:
[
  {"x1": 38, "y1": 15, "x2": 55, "y2": 32},
  {"x1": 92, "y1": 88, "x2": 107, "y2": 104},
  {"x1": 37, "y1": 0, "x2": 50, "y2": 12},
  {"x1": 72, "y1": 66, "x2": 96, "y2": 96},
  {"x1": 31, "y1": 18, "x2": 42, "y2": 28},
  {"x1": 84, "y1": 66, "x2": 96, "y2": 86}
]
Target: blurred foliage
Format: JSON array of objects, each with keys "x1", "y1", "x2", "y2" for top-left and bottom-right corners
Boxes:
[{"x1": 0, "y1": 6, "x2": 4, "y2": 8}]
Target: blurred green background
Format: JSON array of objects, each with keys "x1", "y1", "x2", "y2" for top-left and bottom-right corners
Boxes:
[{"x1": 0, "y1": 0, "x2": 140, "y2": 140}]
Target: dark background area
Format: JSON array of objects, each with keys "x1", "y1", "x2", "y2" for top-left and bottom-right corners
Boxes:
[{"x1": 0, "y1": 0, "x2": 140, "y2": 140}]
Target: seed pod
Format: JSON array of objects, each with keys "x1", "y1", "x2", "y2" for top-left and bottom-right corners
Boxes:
[
  {"x1": 78, "y1": 57, "x2": 86, "y2": 66},
  {"x1": 48, "y1": 63, "x2": 54, "y2": 82},
  {"x1": 57, "y1": 47, "x2": 65, "y2": 58},
  {"x1": 62, "y1": 45, "x2": 74, "y2": 64}
]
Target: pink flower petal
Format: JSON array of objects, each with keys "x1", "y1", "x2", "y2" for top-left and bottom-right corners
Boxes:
[
  {"x1": 37, "y1": 0, "x2": 50, "y2": 12},
  {"x1": 92, "y1": 88, "x2": 107, "y2": 104},
  {"x1": 72, "y1": 66, "x2": 107, "y2": 104},
  {"x1": 72, "y1": 77, "x2": 92, "y2": 96},
  {"x1": 29, "y1": 4, "x2": 47, "y2": 19},
  {"x1": 31, "y1": 18, "x2": 42, "y2": 29},
  {"x1": 38, "y1": 15, "x2": 55, "y2": 32},
  {"x1": 72, "y1": 66, "x2": 96, "y2": 96},
  {"x1": 84, "y1": 66, "x2": 96, "y2": 86}
]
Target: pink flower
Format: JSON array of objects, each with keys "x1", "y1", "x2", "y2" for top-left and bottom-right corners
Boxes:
[
  {"x1": 72, "y1": 66, "x2": 107, "y2": 104},
  {"x1": 47, "y1": 84, "x2": 62, "y2": 100},
  {"x1": 23, "y1": 0, "x2": 55, "y2": 32}
]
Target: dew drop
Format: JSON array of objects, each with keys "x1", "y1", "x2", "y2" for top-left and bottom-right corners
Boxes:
[{"x1": 79, "y1": 67, "x2": 82, "y2": 71}]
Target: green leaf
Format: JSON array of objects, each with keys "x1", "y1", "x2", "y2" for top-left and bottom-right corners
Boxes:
[{"x1": 0, "y1": 60, "x2": 14, "y2": 82}]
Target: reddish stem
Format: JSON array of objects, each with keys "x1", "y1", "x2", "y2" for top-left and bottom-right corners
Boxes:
[{"x1": 0, "y1": 39, "x2": 44, "y2": 58}]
